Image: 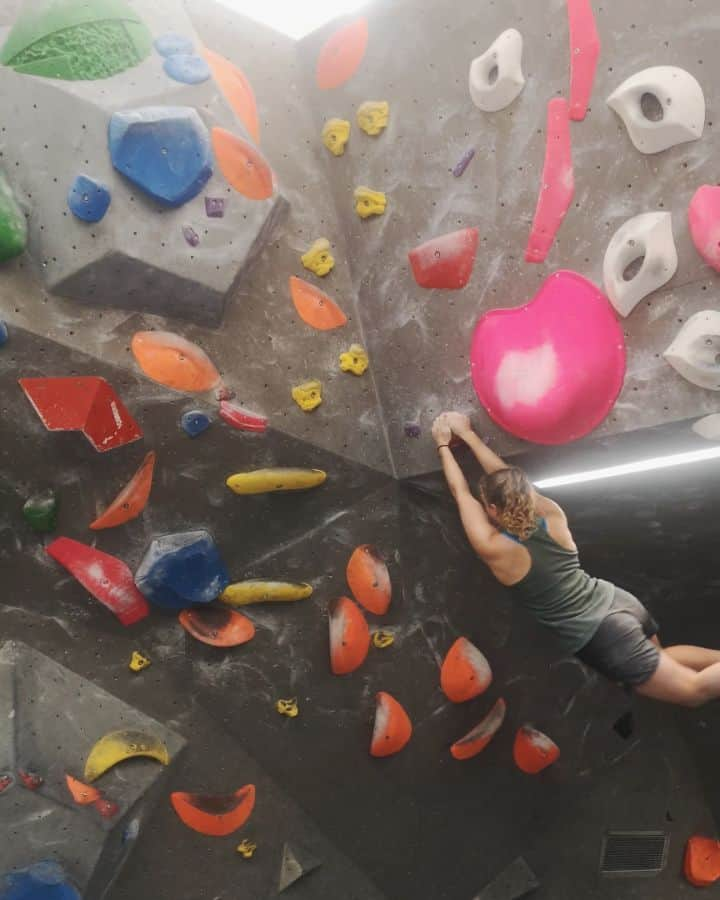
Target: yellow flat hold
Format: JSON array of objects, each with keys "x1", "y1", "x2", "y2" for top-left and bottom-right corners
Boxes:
[
  {"x1": 301, "y1": 238, "x2": 335, "y2": 277},
  {"x1": 357, "y1": 100, "x2": 390, "y2": 136},
  {"x1": 276, "y1": 698, "x2": 299, "y2": 718},
  {"x1": 226, "y1": 468, "x2": 327, "y2": 495},
  {"x1": 237, "y1": 839, "x2": 257, "y2": 859},
  {"x1": 322, "y1": 118, "x2": 350, "y2": 156},
  {"x1": 84, "y1": 729, "x2": 170, "y2": 783},
  {"x1": 129, "y1": 650, "x2": 151, "y2": 672},
  {"x1": 221, "y1": 581, "x2": 314, "y2": 606},
  {"x1": 339, "y1": 344, "x2": 369, "y2": 375},
  {"x1": 292, "y1": 379, "x2": 322, "y2": 412},
  {"x1": 354, "y1": 186, "x2": 387, "y2": 219}
]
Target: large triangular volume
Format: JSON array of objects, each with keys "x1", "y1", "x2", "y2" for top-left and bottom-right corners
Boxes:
[{"x1": 277, "y1": 842, "x2": 322, "y2": 893}]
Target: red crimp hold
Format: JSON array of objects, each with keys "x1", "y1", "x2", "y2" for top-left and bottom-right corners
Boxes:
[
  {"x1": 408, "y1": 228, "x2": 479, "y2": 290},
  {"x1": 17, "y1": 769, "x2": 43, "y2": 790},
  {"x1": 0, "y1": 773, "x2": 14, "y2": 793},
  {"x1": 94, "y1": 796, "x2": 120, "y2": 819},
  {"x1": 219, "y1": 401, "x2": 267, "y2": 433},
  {"x1": 567, "y1": 0, "x2": 601, "y2": 122}
]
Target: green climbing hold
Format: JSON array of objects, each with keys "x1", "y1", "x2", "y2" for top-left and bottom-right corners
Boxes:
[
  {"x1": 23, "y1": 490, "x2": 59, "y2": 533},
  {"x1": 0, "y1": 0, "x2": 152, "y2": 81},
  {"x1": 0, "y1": 173, "x2": 26, "y2": 262}
]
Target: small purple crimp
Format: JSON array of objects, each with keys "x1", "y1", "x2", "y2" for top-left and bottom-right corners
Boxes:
[
  {"x1": 453, "y1": 148, "x2": 476, "y2": 178},
  {"x1": 205, "y1": 196, "x2": 225, "y2": 218}
]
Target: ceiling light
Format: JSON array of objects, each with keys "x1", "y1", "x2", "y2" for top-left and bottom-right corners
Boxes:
[{"x1": 216, "y1": 0, "x2": 367, "y2": 40}]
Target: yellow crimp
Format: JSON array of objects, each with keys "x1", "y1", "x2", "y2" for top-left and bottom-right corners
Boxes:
[
  {"x1": 354, "y1": 186, "x2": 387, "y2": 219},
  {"x1": 322, "y1": 118, "x2": 351, "y2": 156},
  {"x1": 221, "y1": 581, "x2": 314, "y2": 606},
  {"x1": 129, "y1": 651, "x2": 151, "y2": 673},
  {"x1": 292, "y1": 379, "x2": 322, "y2": 412},
  {"x1": 357, "y1": 101, "x2": 390, "y2": 136},
  {"x1": 372, "y1": 630, "x2": 395, "y2": 649},
  {"x1": 339, "y1": 344, "x2": 369, "y2": 376},
  {"x1": 276, "y1": 698, "x2": 299, "y2": 718},
  {"x1": 226, "y1": 468, "x2": 327, "y2": 495},
  {"x1": 84, "y1": 730, "x2": 170, "y2": 783},
  {"x1": 237, "y1": 839, "x2": 257, "y2": 859},
  {"x1": 301, "y1": 238, "x2": 335, "y2": 277}
]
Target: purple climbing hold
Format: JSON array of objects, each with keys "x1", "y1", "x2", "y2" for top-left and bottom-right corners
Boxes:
[
  {"x1": 68, "y1": 174, "x2": 111, "y2": 222},
  {"x1": 205, "y1": 197, "x2": 225, "y2": 218},
  {"x1": 404, "y1": 423, "x2": 421, "y2": 439},
  {"x1": 163, "y1": 54, "x2": 210, "y2": 85},
  {"x1": 453, "y1": 148, "x2": 475, "y2": 178},
  {"x1": 182, "y1": 225, "x2": 200, "y2": 247},
  {"x1": 154, "y1": 33, "x2": 194, "y2": 57}
]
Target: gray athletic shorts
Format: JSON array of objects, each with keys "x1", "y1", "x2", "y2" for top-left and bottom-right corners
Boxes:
[{"x1": 575, "y1": 587, "x2": 661, "y2": 687}]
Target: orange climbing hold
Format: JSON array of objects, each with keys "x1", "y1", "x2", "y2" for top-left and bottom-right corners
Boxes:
[
  {"x1": 131, "y1": 331, "x2": 220, "y2": 393},
  {"x1": 65, "y1": 774, "x2": 100, "y2": 806},
  {"x1": 346, "y1": 545, "x2": 391, "y2": 615},
  {"x1": 289, "y1": 276, "x2": 347, "y2": 331},
  {"x1": 178, "y1": 606, "x2": 255, "y2": 648},
  {"x1": 513, "y1": 726, "x2": 560, "y2": 774},
  {"x1": 202, "y1": 47, "x2": 260, "y2": 144},
  {"x1": 171, "y1": 784, "x2": 256, "y2": 837},
  {"x1": 440, "y1": 637, "x2": 492, "y2": 703},
  {"x1": 316, "y1": 18, "x2": 369, "y2": 90},
  {"x1": 329, "y1": 596, "x2": 370, "y2": 675},
  {"x1": 90, "y1": 451, "x2": 156, "y2": 530},
  {"x1": 450, "y1": 698, "x2": 506, "y2": 761},
  {"x1": 684, "y1": 836, "x2": 720, "y2": 887},
  {"x1": 212, "y1": 128, "x2": 273, "y2": 200},
  {"x1": 370, "y1": 692, "x2": 412, "y2": 758}
]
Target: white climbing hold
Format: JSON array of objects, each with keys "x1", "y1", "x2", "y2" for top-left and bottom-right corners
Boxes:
[
  {"x1": 602, "y1": 212, "x2": 677, "y2": 317},
  {"x1": 469, "y1": 29, "x2": 525, "y2": 113},
  {"x1": 693, "y1": 414, "x2": 720, "y2": 441},
  {"x1": 607, "y1": 66, "x2": 705, "y2": 154},
  {"x1": 664, "y1": 311, "x2": 720, "y2": 391}
]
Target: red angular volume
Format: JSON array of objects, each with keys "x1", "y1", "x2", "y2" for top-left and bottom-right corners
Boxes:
[
  {"x1": 513, "y1": 726, "x2": 560, "y2": 774},
  {"x1": 346, "y1": 545, "x2": 391, "y2": 615},
  {"x1": 171, "y1": 784, "x2": 255, "y2": 836},
  {"x1": 440, "y1": 637, "x2": 492, "y2": 703},
  {"x1": 329, "y1": 596, "x2": 370, "y2": 675},
  {"x1": 370, "y1": 692, "x2": 412, "y2": 757},
  {"x1": 90, "y1": 451, "x2": 156, "y2": 530},
  {"x1": 567, "y1": 0, "x2": 601, "y2": 122},
  {"x1": 684, "y1": 836, "x2": 720, "y2": 887},
  {"x1": 316, "y1": 18, "x2": 368, "y2": 90},
  {"x1": 450, "y1": 698, "x2": 506, "y2": 761},
  {"x1": 408, "y1": 228, "x2": 479, "y2": 290}
]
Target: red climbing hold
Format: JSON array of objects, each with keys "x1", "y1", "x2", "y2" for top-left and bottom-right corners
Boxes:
[
  {"x1": 90, "y1": 451, "x2": 156, "y2": 530},
  {"x1": 179, "y1": 606, "x2": 255, "y2": 647},
  {"x1": 66, "y1": 774, "x2": 100, "y2": 806},
  {"x1": 346, "y1": 545, "x2": 391, "y2": 616},
  {"x1": 408, "y1": 228, "x2": 479, "y2": 290},
  {"x1": 329, "y1": 596, "x2": 370, "y2": 675},
  {"x1": 684, "y1": 836, "x2": 720, "y2": 887},
  {"x1": 440, "y1": 637, "x2": 492, "y2": 703},
  {"x1": 19, "y1": 376, "x2": 142, "y2": 452},
  {"x1": 688, "y1": 185, "x2": 720, "y2": 273},
  {"x1": 289, "y1": 276, "x2": 347, "y2": 331},
  {"x1": 94, "y1": 796, "x2": 120, "y2": 818},
  {"x1": 525, "y1": 98, "x2": 574, "y2": 264},
  {"x1": 202, "y1": 47, "x2": 261, "y2": 144},
  {"x1": 316, "y1": 18, "x2": 368, "y2": 90},
  {"x1": 46, "y1": 537, "x2": 150, "y2": 626},
  {"x1": 370, "y1": 692, "x2": 412, "y2": 758},
  {"x1": 171, "y1": 784, "x2": 256, "y2": 836},
  {"x1": 513, "y1": 726, "x2": 560, "y2": 774},
  {"x1": 17, "y1": 769, "x2": 43, "y2": 790},
  {"x1": 450, "y1": 698, "x2": 506, "y2": 760},
  {"x1": 218, "y1": 401, "x2": 268, "y2": 433},
  {"x1": 567, "y1": 0, "x2": 601, "y2": 122}
]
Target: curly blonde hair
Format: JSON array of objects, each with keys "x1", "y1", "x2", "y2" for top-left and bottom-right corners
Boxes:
[{"x1": 479, "y1": 467, "x2": 536, "y2": 540}]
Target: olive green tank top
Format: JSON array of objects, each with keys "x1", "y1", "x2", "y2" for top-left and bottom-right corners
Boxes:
[{"x1": 505, "y1": 519, "x2": 614, "y2": 653}]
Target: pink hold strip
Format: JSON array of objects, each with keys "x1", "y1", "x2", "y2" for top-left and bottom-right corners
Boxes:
[
  {"x1": 525, "y1": 98, "x2": 574, "y2": 264},
  {"x1": 567, "y1": 0, "x2": 600, "y2": 122}
]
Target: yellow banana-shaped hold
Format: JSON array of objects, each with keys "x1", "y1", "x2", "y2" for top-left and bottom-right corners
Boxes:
[
  {"x1": 226, "y1": 468, "x2": 327, "y2": 495},
  {"x1": 84, "y1": 729, "x2": 170, "y2": 783},
  {"x1": 221, "y1": 581, "x2": 313, "y2": 606}
]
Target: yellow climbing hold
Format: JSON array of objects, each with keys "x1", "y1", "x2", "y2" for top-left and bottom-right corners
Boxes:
[
  {"x1": 226, "y1": 468, "x2": 327, "y2": 495},
  {"x1": 357, "y1": 101, "x2": 390, "y2": 136},
  {"x1": 237, "y1": 839, "x2": 257, "y2": 859},
  {"x1": 129, "y1": 651, "x2": 151, "y2": 672},
  {"x1": 84, "y1": 729, "x2": 170, "y2": 782},
  {"x1": 372, "y1": 630, "x2": 395, "y2": 649},
  {"x1": 292, "y1": 379, "x2": 323, "y2": 412},
  {"x1": 276, "y1": 698, "x2": 299, "y2": 718},
  {"x1": 339, "y1": 344, "x2": 369, "y2": 376},
  {"x1": 221, "y1": 581, "x2": 314, "y2": 606},
  {"x1": 301, "y1": 238, "x2": 335, "y2": 277},
  {"x1": 322, "y1": 118, "x2": 350, "y2": 156},
  {"x1": 354, "y1": 187, "x2": 387, "y2": 219}
]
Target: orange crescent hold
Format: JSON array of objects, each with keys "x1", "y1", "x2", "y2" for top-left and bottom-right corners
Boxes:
[
  {"x1": 289, "y1": 276, "x2": 347, "y2": 331},
  {"x1": 316, "y1": 18, "x2": 369, "y2": 90},
  {"x1": 212, "y1": 127, "x2": 274, "y2": 200},
  {"x1": 202, "y1": 46, "x2": 261, "y2": 144},
  {"x1": 346, "y1": 544, "x2": 391, "y2": 615},
  {"x1": 90, "y1": 452, "x2": 156, "y2": 530},
  {"x1": 170, "y1": 784, "x2": 256, "y2": 836}
]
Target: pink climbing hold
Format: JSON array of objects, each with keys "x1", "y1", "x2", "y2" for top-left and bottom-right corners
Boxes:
[
  {"x1": 219, "y1": 401, "x2": 267, "y2": 433},
  {"x1": 408, "y1": 228, "x2": 479, "y2": 290},
  {"x1": 567, "y1": 0, "x2": 601, "y2": 122},
  {"x1": 46, "y1": 537, "x2": 150, "y2": 626},
  {"x1": 688, "y1": 185, "x2": 720, "y2": 273},
  {"x1": 470, "y1": 270, "x2": 626, "y2": 444},
  {"x1": 525, "y1": 98, "x2": 574, "y2": 264}
]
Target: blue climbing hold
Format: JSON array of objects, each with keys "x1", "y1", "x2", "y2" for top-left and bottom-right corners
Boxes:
[
  {"x1": 181, "y1": 410, "x2": 211, "y2": 437},
  {"x1": 67, "y1": 175, "x2": 111, "y2": 222},
  {"x1": 163, "y1": 54, "x2": 210, "y2": 85},
  {"x1": 108, "y1": 107, "x2": 213, "y2": 208},
  {"x1": 135, "y1": 530, "x2": 229, "y2": 610},
  {"x1": 153, "y1": 33, "x2": 194, "y2": 57},
  {"x1": 0, "y1": 321, "x2": 8, "y2": 347},
  {"x1": 0, "y1": 860, "x2": 81, "y2": 900}
]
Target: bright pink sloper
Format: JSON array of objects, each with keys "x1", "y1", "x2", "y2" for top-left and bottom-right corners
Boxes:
[
  {"x1": 688, "y1": 185, "x2": 720, "y2": 273},
  {"x1": 470, "y1": 270, "x2": 626, "y2": 445},
  {"x1": 525, "y1": 98, "x2": 574, "y2": 264},
  {"x1": 567, "y1": 0, "x2": 601, "y2": 122}
]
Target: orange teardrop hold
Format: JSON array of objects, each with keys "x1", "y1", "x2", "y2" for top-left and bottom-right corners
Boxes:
[
  {"x1": 316, "y1": 18, "x2": 369, "y2": 90},
  {"x1": 289, "y1": 276, "x2": 347, "y2": 331},
  {"x1": 329, "y1": 596, "x2": 370, "y2": 675},
  {"x1": 66, "y1": 773, "x2": 100, "y2": 805},
  {"x1": 90, "y1": 451, "x2": 156, "y2": 530},
  {"x1": 131, "y1": 331, "x2": 220, "y2": 393},
  {"x1": 370, "y1": 691, "x2": 412, "y2": 758},
  {"x1": 179, "y1": 606, "x2": 255, "y2": 648},
  {"x1": 450, "y1": 698, "x2": 506, "y2": 761},
  {"x1": 171, "y1": 784, "x2": 256, "y2": 837},
  {"x1": 685, "y1": 836, "x2": 720, "y2": 887},
  {"x1": 440, "y1": 637, "x2": 492, "y2": 703},
  {"x1": 347, "y1": 544, "x2": 391, "y2": 615},
  {"x1": 211, "y1": 128, "x2": 274, "y2": 200},
  {"x1": 513, "y1": 726, "x2": 560, "y2": 774},
  {"x1": 202, "y1": 47, "x2": 260, "y2": 144}
]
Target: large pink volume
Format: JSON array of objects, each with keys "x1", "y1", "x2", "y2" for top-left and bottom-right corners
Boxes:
[
  {"x1": 525, "y1": 98, "x2": 574, "y2": 264},
  {"x1": 567, "y1": 0, "x2": 600, "y2": 122},
  {"x1": 470, "y1": 270, "x2": 626, "y2": 445},
  {"x1": 688, "y1": 185, "x2": 720, "y2": 272}
]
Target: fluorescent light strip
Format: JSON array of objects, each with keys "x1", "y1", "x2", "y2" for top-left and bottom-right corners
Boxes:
[{"x1": 534, "y1": 445, "x2": 720, "y2": 489}]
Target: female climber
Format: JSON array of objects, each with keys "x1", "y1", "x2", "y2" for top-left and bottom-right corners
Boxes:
[{"x1": 432, "y1": 410, "x2": 720, "y2": 708}]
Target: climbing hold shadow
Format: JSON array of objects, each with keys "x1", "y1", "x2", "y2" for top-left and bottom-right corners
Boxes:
[
  {"x1": 84, "y1": 729, "x2": 170, "y2": 782},
  {"x1": 329, "y1": 596, "x2": 370, "y2": 675},
  {"x1": 370, "y1": 692, "x2": 412, "y2": 757},
  {"x1": 171, "y1": 784, "x2": 255, "y2": 836},
  {"x1": 451, "y1": 698, "x2": 506, "y2": 760},
  {"x1": 408, "y1": 227, "x2": 479, "y2": 290},
  {"x1": 316, "y1": 18, "x2": 368, "y2": 90},
  {"x1": 613, "y1": 710, "x2": 635, "y2": 740},
  {"x1": 440, "y1": 637, "x2": 492, "y2": 703},
  {"x1": 346, "y1": 545, "x2": 391, "y2": 615},
  {"x1": 179, "y1": 605, "x2": 255, "y2": 648},
  {"x1": 90, "y1": 451, "x2": 156, "y2": 530}
]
